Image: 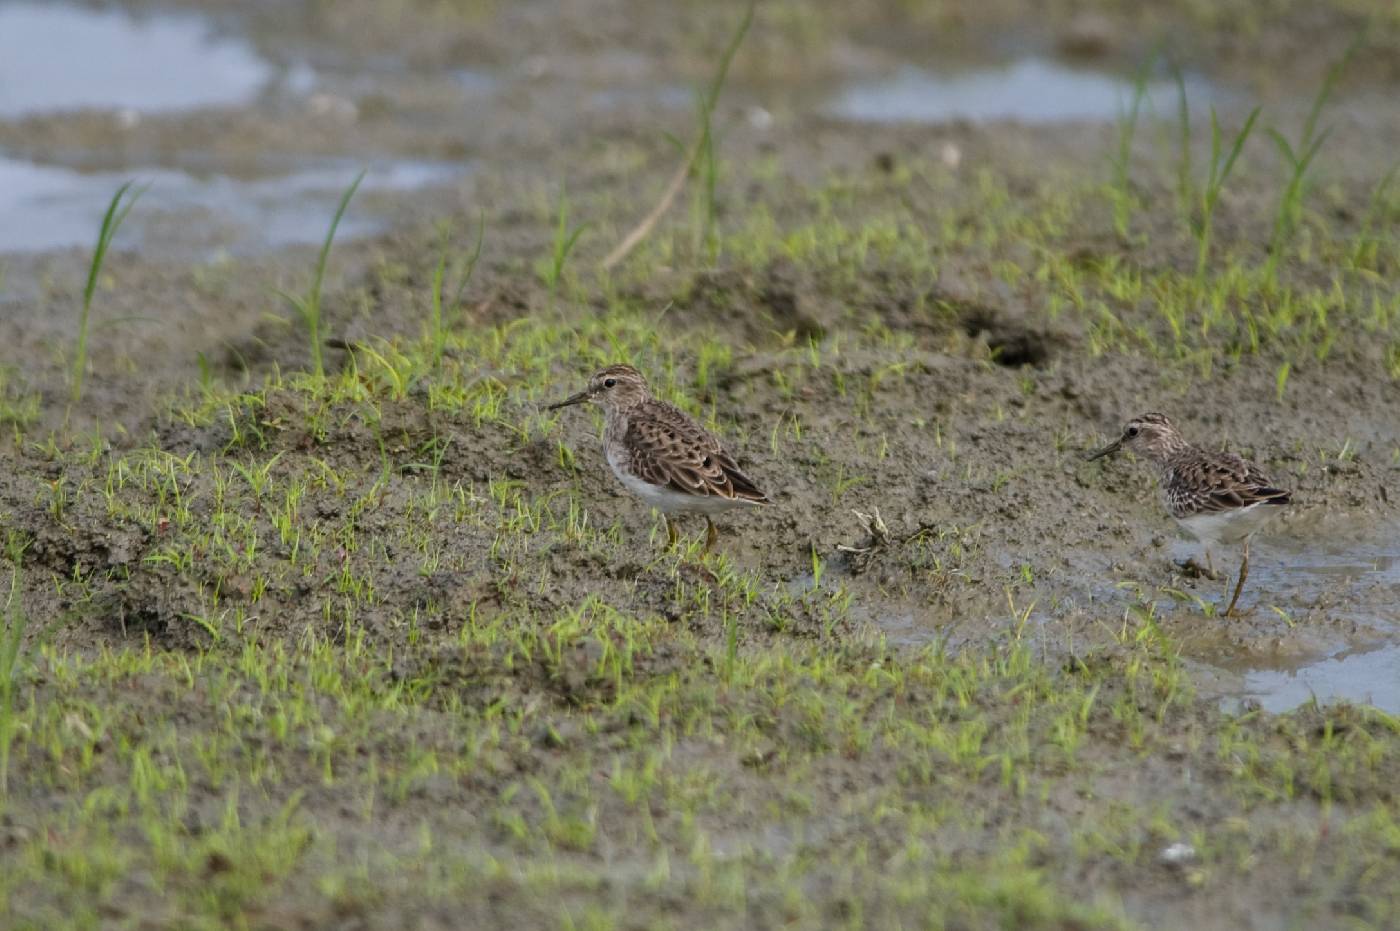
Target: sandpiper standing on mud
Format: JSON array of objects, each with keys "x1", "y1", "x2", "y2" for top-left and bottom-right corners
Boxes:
[
  {"x1": 546, "y1": 364, "x2": 769, "y2": 552},
  {"x1": 1085, "y1": 412, "x2": 1291, "y2": 616}
]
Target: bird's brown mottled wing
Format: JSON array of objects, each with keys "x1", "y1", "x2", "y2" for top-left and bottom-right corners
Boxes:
[
  {"x1": 1167, "y1": 449, "x2": 1291, "y2": 518},
  {"x1": 625, "y1": 400, "x2": 768, "y2": 503}
]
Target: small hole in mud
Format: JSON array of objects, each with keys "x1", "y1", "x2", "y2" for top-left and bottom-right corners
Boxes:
[
  {"x1": 960, "y1": 309, "x2": 1053, "y2": 367},
  {"x1": 987, "y1": 333, "x2": 1050, "y2": 367}
]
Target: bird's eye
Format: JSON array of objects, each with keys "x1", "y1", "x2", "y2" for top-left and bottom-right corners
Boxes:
[
  {"x1": 603, "y1": 378, "x2": 616, "y2": 388},
  {"x1": 1126, "y1": 426, "x2": 1140, "y2": 438}
]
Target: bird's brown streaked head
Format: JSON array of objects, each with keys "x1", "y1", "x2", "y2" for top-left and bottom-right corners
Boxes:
[
  {"x1": 545, "y1": 364, "x2": 651, "y2": 413},
  {"x1": 1084, "y1": 412, "x2": 1184, "y2": 462}
]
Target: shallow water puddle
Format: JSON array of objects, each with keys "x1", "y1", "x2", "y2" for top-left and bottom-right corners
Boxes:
[
  {"x1": 0, "y1": 3, "x2": 273, "y2": 117},
  {"x1": 452, "y1": 69, "x2": 500, "y2": 97},
  {"x1": 589, "y1": 81, "x2": 692, "y2": 111},
  {"x1": 825, "y1": 58, "x2": 1217, "y2": 124},
  {"x1": 1222, "y1": 644, "x2": 1400, "y2": 715},
  {"x1": 1263, "y1": 537, "x2": 1400, "y2": 586},
  {"x1": 0, "y1": 3, "x2": 476, "y2": 257},
  {"x1": 0, "y1": 154, "x2": 467, "y2": 255},
  {"x1": 1194, "y1": 529, "x2": 1400, "y2": 621},
  {"x1": 824, "y1": 521, "x2": 1400, "y2": 716},
  {"x1": 1200, "y1": 527, "x2": 1400, "y2": 714}
]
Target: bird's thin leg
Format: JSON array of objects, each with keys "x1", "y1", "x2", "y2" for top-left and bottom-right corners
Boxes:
[
  {"x1": 704, "y1": 517, "x2": 718, "y2": 554},
  {"x1": 665, "y1": 515, "x2": 679, "y2": 549},
  {"x1": 1224, "y1": 538, "x2": 1250, "y2": 617},
  {"x1": 1204, "y1": 548, "x2": 1215, "y2": 576}
]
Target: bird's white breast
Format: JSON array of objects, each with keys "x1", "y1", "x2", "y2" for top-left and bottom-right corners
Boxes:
[{"x1": 1176, "y1": 502, "x2": 1282, "y2": 547}]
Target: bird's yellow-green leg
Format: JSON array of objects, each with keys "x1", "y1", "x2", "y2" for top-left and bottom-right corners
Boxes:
[
  {"x1": 665, "y1": 515, "x2": 679, "y2": 549},
  {"x1": 1224, "y1": 539, "x2": 1250, "y2": 617},
  {"x1": 704, "y1": 517, "x2": 718, "y2": 554}
]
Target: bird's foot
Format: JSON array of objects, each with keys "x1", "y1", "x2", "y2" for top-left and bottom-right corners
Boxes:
[
  {"x1": 1176, "y1": 557, "x2": 1222, "y2": 581},
  {"x1": 703, "y1": 518, "x2": 719, "y2": 555}
]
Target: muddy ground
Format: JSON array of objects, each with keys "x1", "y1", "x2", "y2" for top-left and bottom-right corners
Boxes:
[{"x1": 3, "y1": 1, "x2": 1400, "y2": 929}]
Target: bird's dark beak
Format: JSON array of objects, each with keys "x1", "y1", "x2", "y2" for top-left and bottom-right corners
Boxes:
[
  {"x1": 544, "y1": 389, "x2": 591, "y2": 411},
  {"x1": 1083, "y1": 437, "x2": 1122, "y2": 461}
]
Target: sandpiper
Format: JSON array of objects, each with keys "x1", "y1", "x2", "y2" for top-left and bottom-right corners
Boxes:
[
  {"x1": 1085, "y1": 412, "x2": 1291, "y2": 616},
  {"x1": 546, "y1": 364, "x2": 769, "y2": 551}
]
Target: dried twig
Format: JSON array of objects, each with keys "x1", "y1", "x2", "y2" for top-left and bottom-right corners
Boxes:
[
  {"x1": 838, "y1": 509, "x2": 941, "y2": 574},
  {"x1": 600, "y1": 146, "x2": 697, "y2": 271},
  {"x1": 837, "y1": 509, "x2": 892, "y2": 574}
]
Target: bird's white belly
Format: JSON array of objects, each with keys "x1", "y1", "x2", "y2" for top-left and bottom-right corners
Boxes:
[
  {"x1": 1176, "y1": 502, "x2": 1282, "y2": 547},
  {"x1": 606, "y1": 446, "x2": 749, "y2": 516}
]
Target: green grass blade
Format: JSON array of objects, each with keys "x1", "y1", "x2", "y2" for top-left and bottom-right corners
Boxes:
[
  {"x1": 703, "y1": 0, "x2": 755, "y2": 110},
  {"x1": 0, "y1": 548, "x2": 29, "y2": 797},
  {"x1": 1302, "y1": 33, "x2": 1358, "y2": 149},
  {"x1": 1217, "y1": 106, "x2": 1261, "y2": 189},
  {"x1": 73, "y1": 181, "x2": 143, "y2": 405},
  {"x1": 1108, "y1": 55, "x2": 1153, "y2": 237},
  {"x1": 1172, "y1": 62, "x2": 1193, "y2": 220},
  {"x1": 430, "y1": 210, "x2": 487, "y2": 370},
  {"x1": 297, "y1": 169, "x2": 365, "y2": 378}
]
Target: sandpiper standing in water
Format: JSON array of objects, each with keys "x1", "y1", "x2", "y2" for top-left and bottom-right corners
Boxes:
[
  {"x1": 1086, "y1": 412, "x2": 1291, "y2": 616},
  {"x1": 546, "y1": 364, "x2": 769, "y2": 552}
]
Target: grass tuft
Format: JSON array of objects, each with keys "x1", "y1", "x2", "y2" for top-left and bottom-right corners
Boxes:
[
  {"x1": 430, "y1": 211, "x2": 486, "y2": 370},
  {"x1": 539, "y1": 183, "x2": 589, "y2": 307},
  {"x1": 0, "y1": 535, "x2": 30, "y2": 798}
]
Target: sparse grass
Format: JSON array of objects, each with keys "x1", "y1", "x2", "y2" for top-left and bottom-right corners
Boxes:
[
  {"x1": 1352, "y1": 160, "x2": 1400, "y2": 273},
  {"x1": 5, "y1": 273, "x2": 1400, "y2": 925},
  {"x1": 0, "y1": 536, "x2": 29, "y2": 798},
  {"x1": 429, "y1": 212, "x2": 485, "y2": 371},
  {"x1": 0, "y1": 368, "x2": 38, "y2": 434},
  {"x1": 281, "y1": 170, "x2": 365, "y2": 378}
]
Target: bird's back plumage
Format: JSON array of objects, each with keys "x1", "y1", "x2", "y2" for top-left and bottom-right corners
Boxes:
[{"x1": 1160, "y1": 448, "x2": 1290, "y2": 521}]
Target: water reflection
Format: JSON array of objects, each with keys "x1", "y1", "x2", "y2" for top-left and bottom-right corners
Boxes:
[
  {"x1": 826, "y1": 58, "x2": 1217, "y2": 124},
  {"x1": 0, "y1": 155, "x2": 468, "y2": 255},
  {"x1": 1232, "y1": 645, "x2": 1400, "y2": 714},
  {"x1": 0, "y1": 3, "x2": 272, "y2": 116}
]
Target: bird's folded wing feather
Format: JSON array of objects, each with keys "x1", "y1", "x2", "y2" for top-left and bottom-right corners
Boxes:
[
  {"x1": 1173, "y1": 451, "x2": 1291, "y2": 513},
  {"x1": 626, "y1": 402, "x2": 768, "y2": 502}
]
